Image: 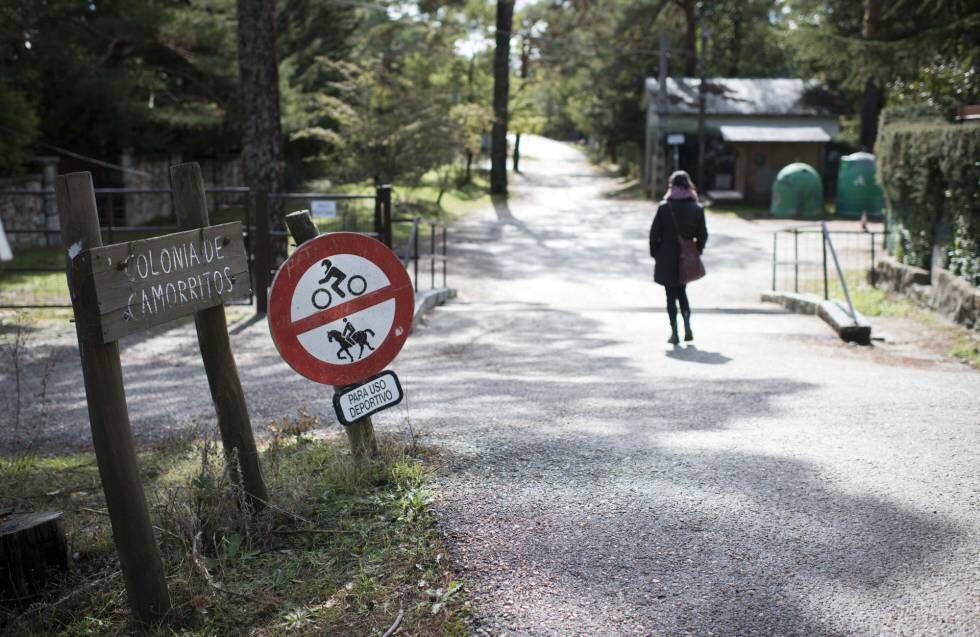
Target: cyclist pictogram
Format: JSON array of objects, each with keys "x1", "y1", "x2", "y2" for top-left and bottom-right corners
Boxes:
[{"x1": 311, "y1": 259, "x2": 368, "y2": 309}]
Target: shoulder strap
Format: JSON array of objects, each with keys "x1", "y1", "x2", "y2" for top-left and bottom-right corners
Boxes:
[{"x1": 666, "y1": 200, "x2": 683, "y2": 241}]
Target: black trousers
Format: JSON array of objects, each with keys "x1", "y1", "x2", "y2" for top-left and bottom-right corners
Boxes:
[{"x1": 665, "y1": 285, "x2": 690, "y2": 322}]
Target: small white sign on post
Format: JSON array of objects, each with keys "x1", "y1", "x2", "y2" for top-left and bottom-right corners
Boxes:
[
  {"x1": 332, "y1": 370, "x2": 404, "y2": 426},
  {"x1": 666, "y1": 133, "x2": 685, "y2": 146},
  {"x1": 311, "y1": 200, "x2": 337, "y2": 219}
]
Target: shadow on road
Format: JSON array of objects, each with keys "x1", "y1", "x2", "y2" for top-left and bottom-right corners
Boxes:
[
  {"x1": 405, "y1": 298, "x2": 970, "y2": 633},
  {"x1": 666, "y1": 344, "x2": 732, "y2": 365}
]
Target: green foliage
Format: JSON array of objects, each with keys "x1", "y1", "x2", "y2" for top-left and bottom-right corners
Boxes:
[
  {"x1": 1, "y1": 434, "x2": 469, "y2": 635},
  {"x1": 0, "y1": 0, "x2": 240, "y2": 159},
  {"x1": 278, "y1": 0, "x2": 362, "y2": 181},
  {"x1": 877, "y1": 118, "x2": 980, "y2": 285},
  {"x1": 0, "y1": 83, "x2": 38, "y2": 174},
  {"x1": 323, "y1": 12, "x2": 489, "y2": 186},
  {"x1": 784, "y1": 0, "x2": 979, "y2": 131},
  {"x1": 529, "y1": 0, "x2": 790, "y2": 155},
  {"x1": 786, "y1": 0, "x2": 978, "y2": 91},
  {"x1": 450, "y1": 103, "x2": 495, "y2": 157}
]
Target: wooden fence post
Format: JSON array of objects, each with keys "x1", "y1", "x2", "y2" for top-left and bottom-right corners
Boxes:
[
  {"x1": 55, "y1": 172, "x2": 170, "y2": 622},
  {"x1": 170, "y1": 163, "x2": 269, "y2": 509},
  {"x1": 283, "y1": 210, "x2": 379, "y2": 459}
]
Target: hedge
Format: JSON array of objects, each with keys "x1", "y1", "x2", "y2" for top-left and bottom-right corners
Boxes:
[{"x1": 877, "y1": 118, "x2": 980, "y2": 286}]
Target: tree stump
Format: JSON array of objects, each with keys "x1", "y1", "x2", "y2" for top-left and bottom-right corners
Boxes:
[{"x1": 0, "y1": 511, "x2": 68, "y2": 605}]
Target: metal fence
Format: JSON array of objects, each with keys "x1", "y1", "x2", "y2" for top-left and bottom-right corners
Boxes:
[
  {"x1": 0, "y1": 182, "x2": 452, "y2": 313},
  {"x1": 254, "y1": 187, "x2": 393, "y2": 313},
  {"x1": 0, "y1": 186, "x2": 252, "y2": 309},
  {"x1": 394, "y1": 216, "x2": 448, "y2": 292},
  {"x1": 771, "y1": 225, "x2": 881, "y2": 299}
]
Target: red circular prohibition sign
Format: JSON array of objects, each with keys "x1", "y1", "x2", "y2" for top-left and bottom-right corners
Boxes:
[{"x1": 268, "y1": 232, "x2": 414, "y2": 386}]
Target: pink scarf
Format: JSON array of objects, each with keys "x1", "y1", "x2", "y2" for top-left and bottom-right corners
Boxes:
[{"x1": 665, "y1": 185, "x2": 698, "y2": 201}]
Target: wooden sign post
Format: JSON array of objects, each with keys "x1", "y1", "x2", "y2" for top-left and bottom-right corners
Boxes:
[
  {"x1": 56, "y1": 172, "x2": 170, "y2": 622},
  {"x1": 56, "y1": 164, "x2": 270, "y2": 621},
  {"x1": 282, "y1": 211, "x2": 380, "y2": 458},
  {"x1": 170, "y1": 163, "x2": 268, "y2": 508}
]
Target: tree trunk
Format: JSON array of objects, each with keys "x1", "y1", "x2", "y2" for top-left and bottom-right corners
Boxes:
[
  {"x1": 512, "y1": 38, "x2": 528, "y2": 175},
  {"x1": 490, "y1": 0, "x2": 514, "y2": 195},
  {"x1": 860, "y1": 80, "x2": 884, "y2": 150},
  {"x1": 237, "y1": 0, "x2": 286, "y2": 263},
  {"x1": 680, "y1": 0, "x2": 697, "y2": 76},
  {"x1": 512, "y1": 133, "x2": 521, "y2": 173},
  {"x1": 728, "y1": 2, "x2": 743, "y2": 76},
  {"x1": 0, "y1": 512, "x2": 68, "y2": 605},
  {"x1": 437, "y1": 168, "x2": 450, "y2": 206},
  {"x1": 860, "y1": 0, "x2": 883, "y2": 150},
  {"x1": 464, "y1": 151, "x2": 473, "y2": 185}
]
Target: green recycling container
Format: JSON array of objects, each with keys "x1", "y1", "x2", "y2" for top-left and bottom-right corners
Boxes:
[
  {"x1": 771, "y1": 162, "x2": 823, "y2": 219},
  {"x1": 836, "y1": 151, "x2": 884, "y2": 219}
]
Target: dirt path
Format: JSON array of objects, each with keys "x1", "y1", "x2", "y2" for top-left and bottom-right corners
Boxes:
[{"x1": 395, "y1": 137, "x2": 979, "y2": 635}]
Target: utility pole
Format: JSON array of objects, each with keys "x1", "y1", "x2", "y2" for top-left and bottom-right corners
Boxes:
[
  {"x1": 647, "y1": 26, "x2": 669, "y2": 196},
  {"x1": 696, "y1": 4, "x2": 708, "y2": 191}
]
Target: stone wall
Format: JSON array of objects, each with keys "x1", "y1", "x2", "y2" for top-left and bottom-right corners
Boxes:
[
  {"x1": 874, "y1": 255, "x2": 929, "y2": 292},
  {"x1": 120, "y1": 152, "x2": 245, "y2": 225},
  {"x1": 931, "y1": 269, "x2": 980, "y2": 330},
  {"x1": 874, "y1": 256, "x2": 979, "y2": 330},
  {"x1": 120, "y1": 152, "x2": 181, "y2": 226},
  {"x1": 0, "y1": 174, "x2": 46, "y2": 248}
]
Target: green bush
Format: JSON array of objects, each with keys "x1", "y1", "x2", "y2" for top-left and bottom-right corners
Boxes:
[
  {"x1": 0, "y1": 84, "x2": 39, "y2": 175},
  {"x1": 876, "y1": 116, "x2": 980, "y2": 286}
]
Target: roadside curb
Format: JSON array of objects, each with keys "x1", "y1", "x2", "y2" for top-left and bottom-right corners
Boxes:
[
  {"x1": 762, "y1": 291, "x2": 872, "y2": 344},
  {"x1": 411, "y1": 287, "x2": 457, "y2": 332}
]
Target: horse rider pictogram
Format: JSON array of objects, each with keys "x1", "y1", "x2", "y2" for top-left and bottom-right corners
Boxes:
[
  {"x1": 328, "y1": 317, "x2": 376, "y2": 361},
  {"x1": 311, "y1": 259, "x2": 368, "y2": 309}
]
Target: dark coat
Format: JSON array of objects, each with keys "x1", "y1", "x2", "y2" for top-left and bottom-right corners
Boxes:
[{"x1": 649, "y1": 197, "x2": 708, "y2": 287}]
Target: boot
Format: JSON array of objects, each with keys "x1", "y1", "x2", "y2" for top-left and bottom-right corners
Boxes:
[
  {"x1": 668, "y1": 318, "x2": 680, "y2": 345},
  {"x1": 682, "y1": 311, "x2": 693, "y2": 342}
]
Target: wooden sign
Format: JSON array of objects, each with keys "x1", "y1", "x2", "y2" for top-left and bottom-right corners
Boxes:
[{"x1": 82, "y1": 222, "x2": 250, "y2": 343}]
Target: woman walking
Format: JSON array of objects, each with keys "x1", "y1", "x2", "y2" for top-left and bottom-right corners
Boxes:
[{"x1": 649, "y1": 170, "x2": 708, "y2": 344}]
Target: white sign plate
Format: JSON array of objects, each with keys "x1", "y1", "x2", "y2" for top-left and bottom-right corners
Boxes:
[
  {"x1": 311, "y1": 200, "x2": 337, "y2": 218},
  {"x1": 667, "y1": 133, "x2": 685, "y2": 145},
  {"x1": 290, "y1": 253, "x2": 394, "y2": 366},
  {"x1": 333, "y1": 370, "x2": 404, "y2": 426}
]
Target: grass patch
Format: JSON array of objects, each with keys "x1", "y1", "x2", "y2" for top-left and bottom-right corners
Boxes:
[
  {"x1": 1, "y1": 426, "x2": 468, "y2": 635},
  {"x1": 394, "y1": 170, "x2": 491, "y2": 222},
  {"x1": 704, "y1": 199, "x2": 772, "y2": 220},
  {"x1": 603, "y1": 178, "x2": 647, "y2": 200},
  {"x1": 787, "y1": 270, "x2": 917, "y2": 318},
  {"x1": 0, "y1": 247, "x2": 69, "y2": 307},
  {"x1": 951, "y1": 336, "x2": 980, "y2": 367},
  {"x1": 305, "y1": 169, "x2": 491, "y2": 227},
  {"x1": 786, "y1": 271, "x2": 979, "y2": 368}
]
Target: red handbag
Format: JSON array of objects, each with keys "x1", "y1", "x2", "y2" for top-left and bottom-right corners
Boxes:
[{"x1": 668, "y1": 201, "x2": 706, "y2": 284}]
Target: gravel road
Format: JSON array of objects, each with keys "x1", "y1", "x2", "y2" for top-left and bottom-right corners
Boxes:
[
  {"x1": 395, "y1": 137, "x2": 979, "y2": 635},
  {"x1": 2, "y1": 136, "x2": 977, "y2": 635}
]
